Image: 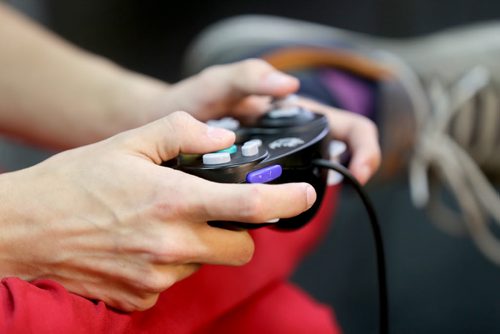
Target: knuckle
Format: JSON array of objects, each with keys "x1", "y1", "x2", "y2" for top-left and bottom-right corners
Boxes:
[
  {"x1": 358, "y1": 116, "x2": 378, "y2": 136},
  {"x1": 198, "y1": 65, "x2": 223, "y2": 84},
  {"x1": 240, "y1": 186, "x2": 266, "y2": 221},
  {"x1": 168, "y1": 110, "x2": 192, "y2": 126},
  {"x1": 130, "y1": 293, "x2": 160, "y2": 312},
  {"x1": 148, "y1": 231, "x2": 195, "y2": 264},
  {"x1": 152, "y1": 199, "x2": 177, "y2": 220},
  {"x1": 240, "y1": 58, "x2": 269, "y2": 70},
  {"x1": 237, "y1": 58, "x2": 269, "y2": 77},
  {"x1": 149, "y1": 237, "x2": 180, "y2": 263},
  {"x1": 140, "y1": 271, "x2": 174, "y2": 293}
]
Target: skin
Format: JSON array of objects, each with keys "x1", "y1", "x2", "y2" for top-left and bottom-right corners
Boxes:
[{"x1": 0, "y1": 4, "x2": 381, "y2": 312}]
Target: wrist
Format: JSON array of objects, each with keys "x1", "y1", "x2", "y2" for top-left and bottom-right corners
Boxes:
[
  {"x1": 0, "y1": 169, "x2": 43, "y2": 279},
  {"x1": 108, "y1": 68, "x2": 172, "y2": 131},
  {"x1": 56, "y1": 55, "x2": 172, "y2": 147}
]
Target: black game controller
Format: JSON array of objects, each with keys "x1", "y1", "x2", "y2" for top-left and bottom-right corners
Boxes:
[{"x1": 170, "y1": 101, "x2": 331, "y2": 230}]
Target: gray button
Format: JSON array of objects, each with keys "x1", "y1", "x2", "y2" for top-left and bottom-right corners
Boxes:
[
  {"x1": 242, "y1": 141, "x2": 259, "y2": 156},
  {"x1": 268, "y1": 107, "x2": 301, "y2": 119},
  {"x1": 268, "y1": 137, "x2": 305, "y2": 150},
  {"x1": 272, "y1": 94, "x2": 299, "y2": 108},
  {"x1": 202, "y1": 152, "x2": 231, "y2": 165}
]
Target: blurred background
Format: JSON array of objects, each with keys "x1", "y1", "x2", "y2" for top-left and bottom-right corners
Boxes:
[{"x1": 3, "y1": 1, "x2": 500, "y2": 333}]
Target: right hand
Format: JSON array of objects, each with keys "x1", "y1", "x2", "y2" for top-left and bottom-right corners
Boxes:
[{"x1": 0, "y1": 111, "x2": 316, "y2": 312}]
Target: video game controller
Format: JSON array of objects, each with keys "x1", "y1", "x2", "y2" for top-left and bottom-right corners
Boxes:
[{"x1": 169, "y1": 100, "x2": 331, "y2": 230}]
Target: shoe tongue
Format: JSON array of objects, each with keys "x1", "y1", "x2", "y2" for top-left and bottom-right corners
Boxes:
[{"x1": 449, "y1": 84, "x2": 500, "y2": 179}]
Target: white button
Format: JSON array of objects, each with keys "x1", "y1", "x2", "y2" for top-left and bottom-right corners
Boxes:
[
  {"x1": 268, "y1": 107, "x2": 301, "y2": 118},
  {"x1": 268, "y1": 137, "x2": 305, "y2": 150},
  {"x1": 243, "y1": 139, "x2": 262, "y2": 148},
  {"x1": 242, "y1": 142, "x2": 259, "y2": 157},
  {"x1": 206, "y1": 117, "x2": 240, "y2": 131},
  {"x1": 273, "y1": 94, "x2": 299, "y2": 108},
  {"x1": 329, "y1": 140, "x2": 347, "y2": 158},
  {"x1": 202, "y1": 152, "x2": 231, "y2": 165},
  {"x1": 327, "y1": 141, "x2": 347, "y2": 185}
]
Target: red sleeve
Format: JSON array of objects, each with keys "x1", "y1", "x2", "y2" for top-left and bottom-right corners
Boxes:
[{"x1": 0, "y1": 277, "x2": 132, "y2": 334}]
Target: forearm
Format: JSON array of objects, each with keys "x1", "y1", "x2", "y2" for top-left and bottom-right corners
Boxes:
[{"x1": 0, "y1": 4, "x2": 170, "y2": 148}]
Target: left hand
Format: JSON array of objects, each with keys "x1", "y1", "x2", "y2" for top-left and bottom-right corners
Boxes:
[
  {"x1": 145, "y1": 59, "x2": 300, "y2": 122},
  {"x1": 143, "y1": 60, "x2": 380, "y2": 184},
  {"x1": 294, "y1": 97, "x2": 381, "y2": 185}
]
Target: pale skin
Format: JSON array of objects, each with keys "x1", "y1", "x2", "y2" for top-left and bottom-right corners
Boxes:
[{"x1": 0, "y1": 4, "x2": 381, "y2": 312}]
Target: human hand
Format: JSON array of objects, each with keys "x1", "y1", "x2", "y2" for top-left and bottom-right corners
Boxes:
[
  {"x1": 0, "y1": 112, "x2": 315, "y2": 312},
  {"x1": 143, "y1": 60, "x2": 380, "y2": 184},
  {"x1": 296, "y1": 98, "x2": 381, "y2": 185},
  {"x1": 145, "y1": 59, "x2": 300, "y2": 122}
]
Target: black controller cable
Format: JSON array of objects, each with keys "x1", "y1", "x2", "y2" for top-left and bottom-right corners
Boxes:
[{"x1": 312, "y1": 159, "x2": 389, "y2": 334}]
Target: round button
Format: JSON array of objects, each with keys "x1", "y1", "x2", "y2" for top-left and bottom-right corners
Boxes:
[
  {"x1": 202, "y1": 152, "x2": 231, "y2": 165},
  {"x1": 243, "y1": 138, "x2": 263, "y2": 148},
  {"x1": 242, "y1": 142, "x2": 259, "y2": 157},
  {"x1": 268, "y1": 106, "x2": 301, "y2": 119},
  {"x1": 329, "y1": 140, "x2": 347, "y2": 158}
]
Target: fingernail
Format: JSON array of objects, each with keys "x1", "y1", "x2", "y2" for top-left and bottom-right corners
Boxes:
[
  {"x1": 206, "y1": 126, "x2": 234, "y2": 140},
  {"x1": 306, "y1": 185, "x2": 317, "y2": 209},
  {"x1": 262, "y1": 72, "x2": 296, "y2": 89}
]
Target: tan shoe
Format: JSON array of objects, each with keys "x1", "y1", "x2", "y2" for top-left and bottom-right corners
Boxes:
[{"x1": 184, "y1": 15, "x2": 500, "y2": 264}]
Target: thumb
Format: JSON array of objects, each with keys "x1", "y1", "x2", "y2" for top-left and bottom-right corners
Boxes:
[{"x1": 117, "y1": 111, "x2": 235, "y2": 163}]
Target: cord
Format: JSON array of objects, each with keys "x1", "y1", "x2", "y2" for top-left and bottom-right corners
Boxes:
[{"x1": 313, "y1": 159, "x2": 389, "y2": 334}]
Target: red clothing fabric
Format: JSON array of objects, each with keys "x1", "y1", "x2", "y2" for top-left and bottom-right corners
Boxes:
[{"x1": 0, "y1": 186, "x2": 341, "y2": 334}]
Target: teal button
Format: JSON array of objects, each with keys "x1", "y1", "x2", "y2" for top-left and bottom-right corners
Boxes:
[{"x1": 217, "y1": 145, "x2": 237, "y2": 154}]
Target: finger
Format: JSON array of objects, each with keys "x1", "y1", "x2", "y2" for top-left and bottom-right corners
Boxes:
[
  {"x1": 296, "y1": 98, "x2": 381, "y2": 184},
  {"x1": 153, "y1": 221, "x2": 256, "y2": 266},
  {"x1": 184, "y1": 226, "x2": 255, "y2": 266},
  {"x1": 157, "y1": 263, "x2": 201, "y2": 282},
  {"x1": 231, "y1": 95, "x2": 272, "y2": 119},
  {"x1": 346, "y1": 128, "x2": 381, "y2": 185},
  {"x1": 144, "y1": 263, "x2": 200, "y2": 292},
  {"x1": 197, "y1": 58, "x2": 299, "y2": 100},
  {"x1": 114, "y1": 111, "x2": 235, "y2": 163},
  {"x1": 177, "y1": 177, "x2": 317, "y2": 223},
  {"x1": 329, "y1": 111, "x2": 380, "y2": 184}
]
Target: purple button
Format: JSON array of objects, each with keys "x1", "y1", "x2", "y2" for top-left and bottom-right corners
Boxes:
[{"x1": 246, "y1": 165, "x2": 282, "y2": 184}]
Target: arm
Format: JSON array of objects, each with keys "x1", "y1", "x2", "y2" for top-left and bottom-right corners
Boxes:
[
  {"x1": 0, "y1": 4, "x2": 379, "y2": 184},
  {"x1": 0, "y1": 5, "x2": 380, "y2": 331},
  {"x1": 0, "y1": 3, "x2": 167, "y2": 148},
  {"x1": 0, "y1": 112, "x2": 315, "y2": 312},
  {"x1": 0, "y1": 4, "x2": 299, "y2": 150}
]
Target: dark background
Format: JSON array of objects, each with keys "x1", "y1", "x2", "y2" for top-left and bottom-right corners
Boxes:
[{"x1": 6, "y1": 1, "x2": 500, "y2": 333}]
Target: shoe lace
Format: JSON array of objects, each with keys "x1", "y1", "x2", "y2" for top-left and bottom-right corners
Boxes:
[{"x1": 409, "y1": 66, "x2": 500, "y2": 264}]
